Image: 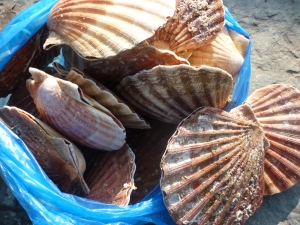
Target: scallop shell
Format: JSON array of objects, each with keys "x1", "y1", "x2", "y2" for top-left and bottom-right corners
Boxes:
[
  {"x1": 0, "y1": 106, "x2": 89, "y2": 195},
  {"x1": 7, "y1": 82, "x2": 41, "y2": 119},
  {"x1": 26, "y1": 67, "x2": 126, "y2": 151},
  {"x1": 116, "y1": 65, "x2": 233, "y2": 124},
  {"x1": 82, "y1": 144, "x2": 135, "y2": 206},
  {"x1": 126, "y1": 119, "x2": 177, "y2": 204},
  {"x1": 44, "y1": 0, "x2": 177, "y2": 59},
  {"x1": 188, "y1": 26, "x2": 248, "y2": 78},
  {"x1": 0, "y1": 26, "x2": 42, "y2": 98},
  {"x1": 246, "y1": 84, "x2": 300, "y2": 195},
  {"x1": 160, "y1": 104, "x2": 270, "y2": 225},
  {"x1": 53, "y1": 63, "x2": 150, "y2": 129},
  {"x1": 146, "y1": 0, "x2": 225, "y2": 58},
  {"x1": 62, "y1": 45, "x2": 189, "y2": 88}
]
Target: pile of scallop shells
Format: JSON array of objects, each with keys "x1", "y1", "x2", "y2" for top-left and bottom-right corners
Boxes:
[{"x1": 1, "y1": 0, "x2": 300, "y2": 224}]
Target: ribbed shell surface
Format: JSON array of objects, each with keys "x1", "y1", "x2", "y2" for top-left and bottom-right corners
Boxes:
[
  {"x1": 188, "y1": 26, "x2": 247, "y2": 78},
  {"x1": 246, "y1": 84, "x2": 300, "y2": 195},
  {"x1": 53, "y1": 64, "x2": 150, "y2": 129},
  {"x1": 0, "y1": 106, "x2": 89, "y2": 195},
  {"x1": 45, "y1": 0, "x2": 177, "y2": 58},
  {"x1": 160, "y1": 104, "x2": 269, "y2": 225},
  {"x1": 26, "y1": 67, "x2": 126, "y2": 151},
  {"x1": 146, "y1": 0, "x2": 225, "y2": 57},
  {"x1": 117, "y1": 65, "x2": 233, "y2": 124},
  {"x1": 82, "y1": 144, "x2": 136, "y2": 206},
  {"x1": 62, "y1": 45, "x2": 189, "y2": 88}
]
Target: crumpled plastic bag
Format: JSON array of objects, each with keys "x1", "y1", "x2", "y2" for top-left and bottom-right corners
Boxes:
[{"x1": 0, "y1": 1, "x2": 251, "y2": 224}]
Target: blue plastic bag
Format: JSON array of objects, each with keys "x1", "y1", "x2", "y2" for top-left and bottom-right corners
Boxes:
[{"x1": 0, "y1": 2, "x2": 251, "y2": 224}]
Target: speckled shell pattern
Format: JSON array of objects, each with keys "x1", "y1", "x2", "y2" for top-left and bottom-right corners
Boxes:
[
  {"x1": 62, "y1": 45, "x2": 189, "y2": 88},
  {"x1": 246, "y1": 84, "x2": 300, "y2": 195},
  {"x1": 26, "y1": 67, "x2": 126, "y2": 151},
  {"x1": 53, "y1": 63, "x2": 150, "y2": 129},
  {"x1": 44, "y1": 0, "x2": 177, "y2": 58},
  {"x1": 0, "y1": 106, "x2": 89, "y2": 195},
  {"x1": 188, "y1": 26, "x2": 248, "y2": 78},
  {"x1": 116, "y1": 65, "x2": 233, "y2": 124},
  {"x1": 160, "y1": 104, "x2": 269, "y2": 225},
  {"x1": 82, "y1": 144, "x2": 136, "y2": 206},
  {"x1": 146, "y1": 0, "x2": 225, "y2": 57}
]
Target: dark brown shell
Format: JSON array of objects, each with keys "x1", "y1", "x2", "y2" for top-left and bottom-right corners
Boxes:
[
  {"x1": 161, "y1": 104, "x2": 269, "y2": 225},
  {"x1": 0, "y1": 26, "x2": 42, "y2": 98},
  {"x1": 6, "y1": 82, "x2": 41, "y2": 119},
  {"x1": 126, "y1": 119, "x2": 177, "y2": 204},
  {"x1": 82, "y1": 144, "x2": 136, "y2": 206},
  {"x1": 63, "y1": 45, "x2": 189, "y2": 89},
  {"x1": 117, "y1": 65, "x2": 233, "y2": 124},
  {"x1": 246, "y1": 84, "x2": 300, "y2": 195},
  {"x1": 0, "y1": 106, "x2": 89, "y2": 195}
]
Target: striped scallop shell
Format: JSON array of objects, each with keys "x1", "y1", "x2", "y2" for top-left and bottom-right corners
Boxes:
[
  {"x1": 116, "y1": 65, "x2": 233, "y2": 124},
  {"x1": 44, "y1": 0, "x2": 177, "y2": 59},
  {"x1": 146, "y1": 0, "x2": 225, "y2": 58},
  {"x1": 82, "y1": 144, "x2": 136, "y2": 206},
  {"x1": 62, "y1": 45, "x2": 189, "y2": 88},
  {"x1": 26, "y1": 67, "x2": 126, "y2": 151},
  {"x1": 246, "y1": 84, "x2": 300, "y2": 195},
  {"x1": 0, "y1": 106, "x2": 89, "y2": 195},
  {"x1": 160, "y1": 103, "x2": 269, "y2": 225},
  {"x1": 188, "y1": 26, "x2": 249, "y2": 78},
  {"x1": 53, "y1": 63, "x2": 150, "y2": 129}
]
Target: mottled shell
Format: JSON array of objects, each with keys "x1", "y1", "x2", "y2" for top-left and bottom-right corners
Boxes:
[
  {"x1": 188, "y1": 26, "x2": 248, "y2": 78},
  {"x1": 0, "y1": 106, "x2": 89, "y2": 195},
  {"x1": 0, "y1": 26, "x2": 41, "y2": 98},
  {"x1": 53, "y1": 63, "x2": 150, "y2": 129},
  {"x1": 26, "y1": 67, "x2": 126, "y2": 151},
  {"x1": 44, "y1": 0, "x2": 177, "y2": 59},
  {"x1": 146, "y1": 0, "x2": 225, "y2": 58},
  {"x1": 160, "y1": 104, "x2": 269, "y2": 225},
  {"x1": 126, "y1": 119, "x2": 177, "y2": 204},
  {"x1": 117, "y1": 65, "x2": 233, "y2": 124},
  {"x1": 246, "y1": 84, "x2": 300, "y2": 195},
  {"x1": 7, "y1": 82, "x2": 41, "y2": 119},
  {"x1": 82, "y1": 144, "x2": 135, "y2": 206},
  {"x1": 62, "y1": 45, "x2": 189, "y2": 88}
]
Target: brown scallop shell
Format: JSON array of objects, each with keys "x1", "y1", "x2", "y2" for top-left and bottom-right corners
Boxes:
[
  {"x1": 246, "y1": 84, "x2": 300, "y2": 195},
  {"x1": 6, "y1": 82, "x2": 41, "y2": 119},
  {"x1": 0, "y1": 26, "x2": 42, "y2": 98},
  {"x1": 188, "y1": 26, "x2": 248, "y2": 78},
  {"x1": 53, "y1": 63, "x2": 150, "y2": 129},
  {"x1": 82, "y1": 144, "x2": 135, "y2": 206},
  {"x1": 44, "y1": 0, "x2": 177, "y2": 59},
  {"x1": 26, "y1": 67, "x2": 126, "y2": 151},
  {"x1": 116, "y1": 65, "x2": 233, "y2": 124},
  {"x1": 0, "y1": 106, "x2": 89, "y2": 195},
  {"x1": 146, "y1": 0, "x2": 225, "y2": 58},
  {"x1": 160, "y1": 104, "x2": 269, "y2": 225},
  {"x1": 62, "y1": 45, "x2": 189, "y2": 88},
  {"x1": 126, "y1": 119, "x2": 177, "y2": 204}
]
